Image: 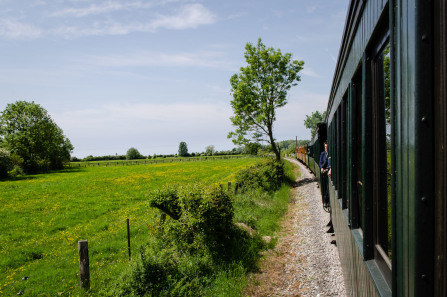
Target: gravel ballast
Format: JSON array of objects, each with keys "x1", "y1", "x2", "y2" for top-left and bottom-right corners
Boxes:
[{"x1": 244, "y1": 158, "x2": 346, "y2": 297}]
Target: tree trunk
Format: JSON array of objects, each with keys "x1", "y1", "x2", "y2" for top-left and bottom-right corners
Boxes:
[
  {"x1": 272, "y1": 144, "x2": 281, "y2": 161},
  {"x1": 267, "y1": 129, "x2": 281, "y2": 161}
]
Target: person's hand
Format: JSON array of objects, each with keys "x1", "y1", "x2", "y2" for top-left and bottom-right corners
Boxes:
[{"x1": 328, "y1": 168, "x2": 332, "y2": 178}]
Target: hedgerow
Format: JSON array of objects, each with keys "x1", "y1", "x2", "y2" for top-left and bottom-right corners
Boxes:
[
  {"x1": 235, "y1": 158, "x2": 286, "y2": 192},
  {"x1": 101, "y1": 158, "x2": 295, "y2": 297}
]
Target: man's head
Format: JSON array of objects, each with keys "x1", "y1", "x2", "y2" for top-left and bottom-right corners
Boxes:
[{"x1": 324, "y1": 141, "x2": 328, "y2": 152}]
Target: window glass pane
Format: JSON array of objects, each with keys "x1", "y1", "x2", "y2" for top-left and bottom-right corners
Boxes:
[
  {"x1": 354, "y1": 76, "x2": 363, "y2": 230},
  {"x1": 384, "y1": 44, "x2": 392, "y2": 260},
  {"x1": 343, "y1": 96, "x2": 349, "y2": 209},
  {"x1": 374, "y1": 42, "x2": 391, "y2": 267}
]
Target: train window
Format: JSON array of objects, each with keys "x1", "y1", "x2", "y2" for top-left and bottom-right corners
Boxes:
[
  {"x1": 350, "y1": 71, "x2": 363, "y2": 230},
  {"x1": 336, "y1": 114, "x2": 339, "y2": 191},
  {"x1": 371, "y1": 40, "x2": 392, "y2": 279},
  {"x1": 333, "y1": 110, "x2": 338, "y2": 189},
  {"x1": 342, "y1": 95, "x2": 349, "y2": 209}
]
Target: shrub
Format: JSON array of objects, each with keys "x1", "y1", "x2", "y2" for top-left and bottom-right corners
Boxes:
[
  {"x1": 104, "y1": 238, "x2": 214, "y2": 297},
  {"x1": 235, "y1": 158, "x2": 285, "y2": 192},
  {"x1": 148, "y1": 184, "x2": 234, "y2": 255},
  {"x1": 9, "y1": 165, "x2": 25, "y2": 177},
  {"x1": 103, "y1": 184, "x2": 251, "y2": 296},
  {"x1": 0, "y1": 148, "x2": 13, "y2": 178},
  {"x1": 102, "y1": 160, "x2": 297, "y2": 296}
]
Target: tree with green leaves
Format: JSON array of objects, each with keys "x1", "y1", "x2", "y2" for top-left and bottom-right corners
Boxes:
[
  {"x1": 244, "y1": 142, "x2": 261, "y2": 155},
  {"x1": 178, "y1": 141, "x2": 188, "y2": 157},
  {"x1": 126, "y1": 147, "x2": 142, "y2": 160},
  {"x1": 0, "y1": 101, "x2": 73, "y2": 172},
  {"x1": 228, "y1": 38, "x2": 304, "y2": 161},
  {"x1": 0, "y1": 148, "x2": 12, "y2": 178},
  {"x1": 205, "y1": 145, "x2": 215, "y2": 156},
  {"x1": 304, "y1": 110, "x2": 326, "y2": 139}
]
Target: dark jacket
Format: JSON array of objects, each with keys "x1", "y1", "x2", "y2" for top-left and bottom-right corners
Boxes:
[{"x1": 319, "y1": 151, "x2": 329, "y2": 169}]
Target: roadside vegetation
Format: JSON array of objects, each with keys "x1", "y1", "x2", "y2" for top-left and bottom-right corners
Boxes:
[
  {"x1": 1, "y1": 157, "x2": 299, "y2": 296},
  {"x1": 96, "y1": 158, "x2": 298, "y2": 297}
]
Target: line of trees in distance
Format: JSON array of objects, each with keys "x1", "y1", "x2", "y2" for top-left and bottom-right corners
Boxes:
[
  {"x1": 70, "y1": 139, "x2": 308, "y2": 163},
  {"x1": 71, "y1": 144, "x2": 243, "y2": 163},
  {"x1": 0, "y1": 99, "x2": 313, "y2": 178}
]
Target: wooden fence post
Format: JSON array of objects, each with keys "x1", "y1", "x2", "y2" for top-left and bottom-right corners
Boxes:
[
  {"x1": 228, "y1": 182, "x2": 231, "y2": 191},
  {"x1": 78, "y1": 240, "x2": 90, "y2": 290},
  {"x1": 234, "y1": 182, "x2": 239, "y2": 194}
]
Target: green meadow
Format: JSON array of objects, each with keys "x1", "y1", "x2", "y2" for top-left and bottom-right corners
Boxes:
[{"x1": 0, "y1": 157, "x2": 259, "y2": 296}]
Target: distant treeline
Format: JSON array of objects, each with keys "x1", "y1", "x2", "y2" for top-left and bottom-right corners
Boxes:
[
  {"x1": 70, "y1": 140, "x2": 309, "y2": 163},
  {"x1": 71, "y1": 150, "x2": 244, "y2": 163}
]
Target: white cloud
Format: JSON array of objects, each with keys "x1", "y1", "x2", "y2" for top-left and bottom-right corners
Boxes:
[
  {"x1": 1, "y1": 3, "x2": 216, "y2": 39},
  {"x1": 50, "y1": 2, "x2": 128, "y2": 17},
  {"x1": 89, "y1": 50, "x2": 234, "y2": 69},
  {"x1": 52, "y1": 21, "x2": 131, "y2": 37},
  {"x1": 0, "y1": 19, "x2": 42, "y2": 39},
  {"x1": 50, "y1": 1, "x2": 194, "y2": 18},
  {"x1": 147, "y1": 3, "x2": 216, "y2": 30},
  {"x1": 53, "y1": 3, "x2": 216, "y2": 38},
  {"x1": 61, "y1": 102, "x2": 231, "y2": 129},
  {"x1": 301, "y1": 67, "x2": 320, "y2": 78}
]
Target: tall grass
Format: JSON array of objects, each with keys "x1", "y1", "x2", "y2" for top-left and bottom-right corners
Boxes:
[
  {"x1": 95, "y1": 159, "x2": 300, "y2": 297},
  {"x1": 0, "y1": 158, "x2": 258, "y2": 296},
  {"x1": 206, "y1": 160, "x2": 299, "y2": 296}
]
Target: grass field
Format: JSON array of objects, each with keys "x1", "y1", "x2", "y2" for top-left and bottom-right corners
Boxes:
[
  {"x1": 69, "y1": 155, "x2": 247, "y2": 167},
  {"x1": 0, "y1": 157, "x2": 259, "y2": 296}
]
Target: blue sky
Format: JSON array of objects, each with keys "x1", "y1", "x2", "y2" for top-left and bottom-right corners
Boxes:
[{"x1": 0, "y1": 0, "x2": 349, "y2": 158}]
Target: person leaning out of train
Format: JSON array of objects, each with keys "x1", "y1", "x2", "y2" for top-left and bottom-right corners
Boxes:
[
  {"x1": 319, "y1": 142, "x2": 331, "y2": 207},
  {"x1": 319, "y1": 142, "x2": 333, "y2": 234},
  {"x1": 319, "y1": 142, "x2": 330, "y2": 175}
]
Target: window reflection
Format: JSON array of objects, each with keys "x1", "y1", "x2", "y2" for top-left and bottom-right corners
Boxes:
[{"x1": 374, "y1": 41, "x2": 392, "y2": 269}]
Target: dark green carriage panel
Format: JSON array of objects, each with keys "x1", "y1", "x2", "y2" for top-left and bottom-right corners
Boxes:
[
  {"x1": 327, "y1": 0, "x2": 389, "y2": 125},
  {"x1": 326, "y1": 0, "x2": 395, "y2": 296},
  {"x1": 322, "y1": 0, "x2": 441, "y2": 295},
  {"x1": 329, "y1": 179, "x2": 383, "y2": 297},
  {"x1": 394, "y1": 0, "x2": 435, "y2": 296},
  {"x1": 433, "y1": 0, "x2": 447, "y2": 295}
]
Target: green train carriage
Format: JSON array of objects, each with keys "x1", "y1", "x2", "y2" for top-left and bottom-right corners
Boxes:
[{"x1": 309, "y1": 0, "x2": 447, "y2": 296}]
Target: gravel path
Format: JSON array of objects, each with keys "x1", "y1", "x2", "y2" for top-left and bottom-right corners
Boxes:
[{"x1": 244, "y1": 158, "x2": 346, "y2": 297}]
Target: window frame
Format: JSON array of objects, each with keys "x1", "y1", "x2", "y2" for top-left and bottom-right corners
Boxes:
[
  {"x1": 349, "y1": 68, "x2": 363, "y2": 230},
  {"x1": 341, "y1": 95, "x2": 348, "y2": 209},
  {"x1": 370, "y1": 35, "x2": 392, "y2": 282},
  {"x1": 364, "y1": 14, "x2": 392, "y2": 286}
]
